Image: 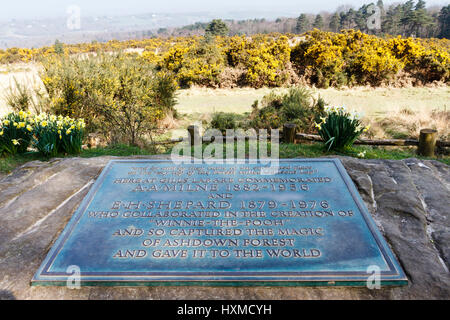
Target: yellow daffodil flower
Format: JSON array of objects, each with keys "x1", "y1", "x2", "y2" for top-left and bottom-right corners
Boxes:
[{"x1": 314, "y1": 122, "x2": 322, "y2": 130}]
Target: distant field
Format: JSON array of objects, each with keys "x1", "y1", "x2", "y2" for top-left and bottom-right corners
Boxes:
[{"x1": 176, "y1": 86, "x2": 450, "y2": 120}]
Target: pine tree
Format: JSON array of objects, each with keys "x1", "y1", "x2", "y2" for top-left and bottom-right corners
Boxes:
[
  {"x1": 313, "y1": 14, "x2": 324, "y2": 29},
  {"x1": 295, "y1": 14, "x2": 310, "y2": 34},
  {"x1": 340, "y1": 9, "x2": 356, "y2": 29},
  {"x1": 383, "y1": 4, "x2": 404, "y2": 35},
  {"x1": 329, "y1": 13, "x2": 341, "y2": 32},
  {"x1": 401, "y1": 0, "x2": 416, "y2": 36},
  {"x1": 354, "y1": 5, "x2": 369, "y2": 32},
  {"x1": 205, "y1": 19, "x2": 229, "y2": 37},
  {"x1": 54, "y1": 39, "x2": 64, "y2": 55},
  {"x1": 438, "y1": 4, "x2": 450, "y2": 38},
  {"x1": 402, "y1": 0, "x2": 434, "y2": 37}
]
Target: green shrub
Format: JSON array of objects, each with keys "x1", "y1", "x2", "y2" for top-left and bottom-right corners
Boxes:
[
  {"x1": 281, "y1": 87, "x2": 315, "y2": 121},
  {"x1": 210, "y1": 112, "x2": 240, "y2": 133},
  {"x1": 40, "y1": 53, "x2": 177, "y2": 145},
  {"x1": 316, "y1": 106, "x2": 369, "y2": 151},
  {"x1": 0, "y1": 111, "x2": 34, "y2": 155},
  {"x1": 250, "y1": 87, "x2": 325, "y2": 132}
]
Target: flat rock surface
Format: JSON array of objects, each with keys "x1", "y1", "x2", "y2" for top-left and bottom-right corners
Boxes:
[{"x1": 0, "y1": 156, "x2": 448, "y2": 300}]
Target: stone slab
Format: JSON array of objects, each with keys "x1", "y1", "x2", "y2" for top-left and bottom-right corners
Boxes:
[{"x1": 32, "y1": 159, "x2": 407, "y2": 286}]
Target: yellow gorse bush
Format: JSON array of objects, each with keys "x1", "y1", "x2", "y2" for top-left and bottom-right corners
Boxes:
[
  {"x1": 292, "y1": 29, "x2": 449, "y2": 87},
  {"x1": 1, "y1": 30, "x2": 448, "y2": 88}
]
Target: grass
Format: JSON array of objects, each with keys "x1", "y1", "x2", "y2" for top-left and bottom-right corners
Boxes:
[
  {"x1": 79, "y1": 144, "x2": 158, "y2": 158},
  {"x1": 170, "y1": 141, "x2": 450, "y2": 165},
  {"x1": 176, "y1": 86, "x2": 449, "y2": 119},
  {"x1": 0, "y1": 144, "x2": 160, "y2": 176},
  {"x1": 0, "y1": 152, "x2": 44, "y2": 175},
  {"x1": 1, "y1": 142, "x2": 448, "y2": 177}
]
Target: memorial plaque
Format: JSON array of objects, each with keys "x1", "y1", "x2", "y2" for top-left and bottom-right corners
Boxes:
[{"x1": 33, "y1": 159, "x2": 407, "y2": 286}]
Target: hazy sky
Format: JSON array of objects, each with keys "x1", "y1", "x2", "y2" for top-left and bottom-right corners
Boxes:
[{"x1": 2, "y1": 0, "x2": 448, "y2": 20}]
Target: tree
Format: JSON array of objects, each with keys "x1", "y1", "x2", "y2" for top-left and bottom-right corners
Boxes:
[
  {"x1": 340, "y1": 9, "x2": 356, "y2": 29},
  {"x1": 383, "y1": 4, "x2": 404, "y2": 35},
  {"x1": 354, "y1": 5, "x2": 370, "y2": 32},
  {"x1": 401, "y1": 0, "x2": 434, "y2": 37},
  {"x1": 313, "y1": 14, "x2": 324, "y2": 29},
  {"x1": 401, "y1": 0, "x2": 416, "y2": 35},
  {"x1": 329, "y1": 13, "x2": 341, "y2": 32},
  {"x1": 205, "y1": 19, "x2": 229, "y2": 37},
  {"x1": 438, "y1": 4, "x2": 450, "y2": 38},
  {"x1": 415, "y1": 0, "x2": 434, "y2": 36},
  {"x1": 295, "y1": 14, "x2": 310, "y2": 33},
  {"x1": 54, "y1": 39, "x2": 64, "y2": 55}
]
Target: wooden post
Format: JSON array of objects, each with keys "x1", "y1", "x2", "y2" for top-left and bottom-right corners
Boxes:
[
  {"x1": 283, "y1": 123, "x2": 297, "y2": 144},
  {"x1": 187, "y1": 125, "x2": 201, "y2": 147},
  {"x1": 418, "y1": 129, "x2": 437, "y2": 157}
]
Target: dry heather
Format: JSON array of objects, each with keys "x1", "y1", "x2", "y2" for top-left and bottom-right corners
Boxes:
[{"x1": 366, "y1": 106, "x2": 449, "y2": 141}]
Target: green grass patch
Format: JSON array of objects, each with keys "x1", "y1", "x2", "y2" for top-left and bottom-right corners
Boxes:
[
  {"x1": 0, "y1": 144, "x2": 162, "y2": 175},
  {"x1": 79, "y1": 144, "x2": 158, "y2": 158},
  {"x1": 0, "y1": 152, "x2": 43, "y2": 175},
  {"x1": 1, "y1": 142, "x2": 448, "y2": 176},
  {"x1": 170, "y1": 141, "x2": 449, "y2": 165}
]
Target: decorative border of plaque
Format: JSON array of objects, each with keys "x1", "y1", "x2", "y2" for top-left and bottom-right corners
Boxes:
[{"x1": 32, "y1": 159, "x2": 407, "y2": 287}]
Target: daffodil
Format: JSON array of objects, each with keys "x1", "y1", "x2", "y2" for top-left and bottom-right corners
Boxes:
[
  {"x1": 19, "y1": 122, "x2": 26, "y2": 128},
  {"x1": 12, "y1": 139, "x2": 19, "y2": 145},
  {"x1": 26, "y1": 125, "x2": 33, "y2": 132},
  {"x1": 66, "y1": 129, "x2": 72, "y2": 135},
  {"x1": 0, "y1": 130, "x2": 3, "y2": 136},
  {"x1": 363, "y1": 125, "x2": 371, "y2": 132},
  {"x1": 358, "y1": 151, "x2": 367, "y2": 158},
  {"x1": 3, "y1": 120, "x2": 9, "y2": 126},
  {"x1": 314, "y1": 122, "x2": 322, "y2": 130},
  {"x1": 41, "y1": 121, "x2": 48, "y2": 127}
]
